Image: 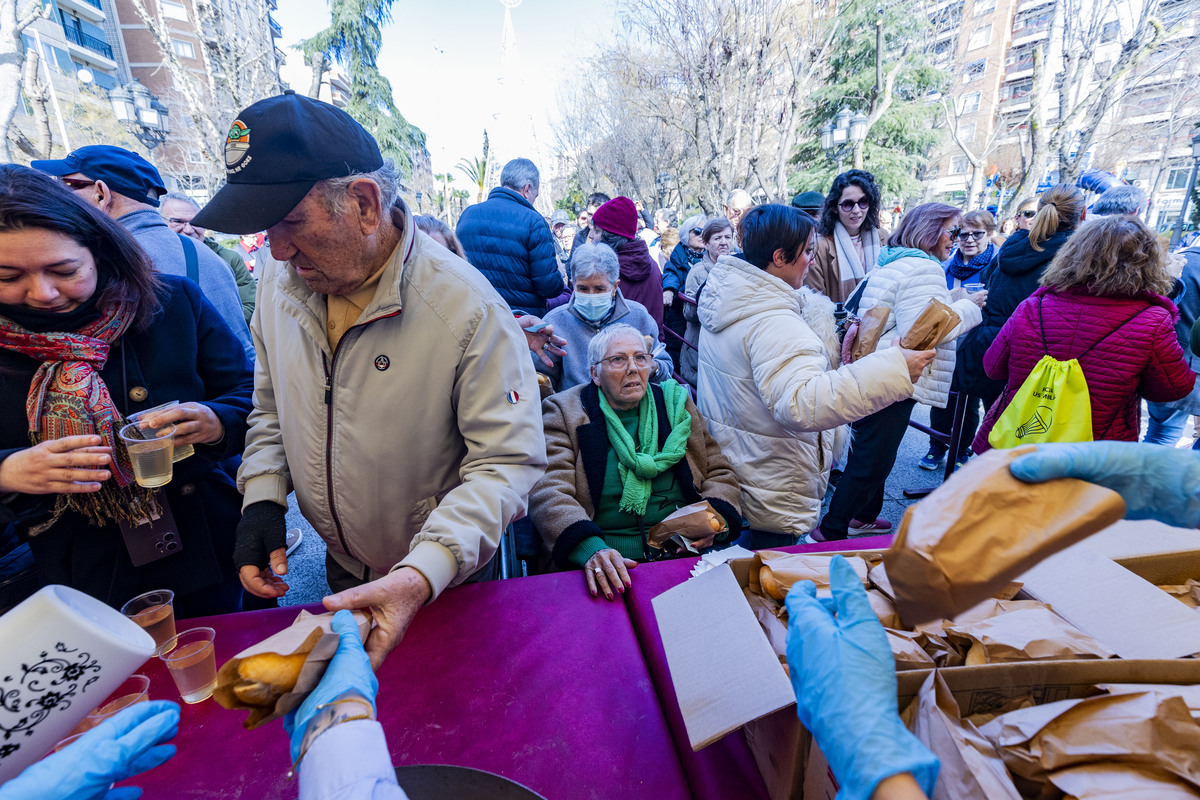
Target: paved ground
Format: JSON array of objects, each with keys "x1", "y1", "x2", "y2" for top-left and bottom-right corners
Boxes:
[{"x1": 279, "y1": 402, "x2": 1196, "y2": 607}]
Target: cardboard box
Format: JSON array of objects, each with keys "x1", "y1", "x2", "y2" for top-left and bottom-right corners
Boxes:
[{"x1": 653, "y1": 540, "x2": 1200, "y2": 800}]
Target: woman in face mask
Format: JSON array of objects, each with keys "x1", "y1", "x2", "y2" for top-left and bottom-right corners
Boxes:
[{"x1": 536, "y1": 243, "x2": 673, "y2": 392}]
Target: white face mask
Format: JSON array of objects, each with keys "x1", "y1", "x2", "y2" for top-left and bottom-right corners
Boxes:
[{"x1": 574, "y1": 292, "x2": 614, "y2": 322}]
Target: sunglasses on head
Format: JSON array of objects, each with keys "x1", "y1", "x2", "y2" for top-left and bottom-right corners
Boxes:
[
  {"x1": 956, "y1": 230, "x2": 986, "y2": 241},
  {"x1": 838, "y1": 198, "x2": 871, "y2": 212},
  {"x1": 59, "y1": 177, "x2": 96, "y2": 191}
]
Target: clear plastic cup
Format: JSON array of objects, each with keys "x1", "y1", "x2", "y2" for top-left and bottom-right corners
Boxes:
[
  {"x1": 76, "y1": 674, "x2": 150, "y2": 733},
  {"x1": 117, "y1": 422, "x2": 176, "y2": 488},
  {"x1": 160, "y1": 627, "x2": 217, "y2": 704},
  {"x1": 963, "y1": 281, "x2": 985, "y2": 294},
  {"x1": 121, "y1": 589, "x2": 176, "y2": 656}
]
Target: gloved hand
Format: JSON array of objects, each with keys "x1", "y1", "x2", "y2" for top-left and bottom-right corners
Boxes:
[
  {"x1": 1010, "y1": 442, "x2": 1200, "y2": 529},
  {"x1": 283, "y1": 610, "x2": 378, "y2": 761},
  {"x1": 233, "y1": 500, "x2": 288, "y2": 571},
  {"x1": 785, "y1": 556, "x2": 938, "y2": 800},
  {"x1": 0, "y1": 700, "x2": 179, "y2": 800}
]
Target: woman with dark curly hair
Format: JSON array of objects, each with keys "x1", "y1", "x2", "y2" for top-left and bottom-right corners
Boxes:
[
  {"x1": 974, "y1": 215, "x2": 1194, "y2": 452},
  {"x1": 805, "y1": 170, "x2": 888, "y2": 304}
]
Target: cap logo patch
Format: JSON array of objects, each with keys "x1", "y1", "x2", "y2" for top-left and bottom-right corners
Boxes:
[{"x1": 225, "y1": 120, "x2": 251, "y2": 169}]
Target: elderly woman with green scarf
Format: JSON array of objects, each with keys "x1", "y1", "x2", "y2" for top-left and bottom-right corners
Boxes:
[{"x1": 530, "y1": 324, "x2": 743, "y2": 599}]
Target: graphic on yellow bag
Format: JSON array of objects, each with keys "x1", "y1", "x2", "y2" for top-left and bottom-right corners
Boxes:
[
  {"x1": 988, "y1": 354, "x2": 1093, "y2": 448},
  {"x1": 988, "y1": 298, "x2": 1151, "y2": 449}
]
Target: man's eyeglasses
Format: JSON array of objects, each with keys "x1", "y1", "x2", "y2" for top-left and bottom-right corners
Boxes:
[
  {"x1": 166, "y1": 218, "x2": 198, "y2": 229},
  {"x1": 1018, "y1": 210, "x2": 1037, "y2": 219},
  {"x1": 838, "y1": 199, "x2": 870, "y2": 212},
  {"x1": 596, "y1": 353, "x2": 652, "y2": 370},
  {"x1": 59, "y1": 177, "x2": 96, "y2": 191},
  {"x1": 956, "y1": 230, "x2": 987, "y2": 242}
]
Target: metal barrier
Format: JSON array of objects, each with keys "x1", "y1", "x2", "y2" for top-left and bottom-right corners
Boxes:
[{"x1": 903, "y1": 390, "x2": 968, "y2": 499}]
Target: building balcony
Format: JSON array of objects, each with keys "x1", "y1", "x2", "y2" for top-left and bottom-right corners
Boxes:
[
  {"x1": 1010, "y1": 29, "x2": 1050, "y2": 48},
  {"x1": 274, "y1": 46, "x2": 286, "y2": 65},
  {"x1": 61, "y1": 24, "x2": 115, "y2": 63},
  {"x1": 56, "y1": 0, "x2": 105, "y2": 22},
  {"x1": 268, "y1": 14, "x2": 281, "y2": 38}
]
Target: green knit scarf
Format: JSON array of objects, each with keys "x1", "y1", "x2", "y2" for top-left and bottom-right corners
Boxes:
[{"x1": 597, "y1": 379, "x2": 692, "y2": 516}]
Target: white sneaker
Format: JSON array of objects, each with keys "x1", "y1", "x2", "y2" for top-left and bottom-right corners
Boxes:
[{"x1": 285, "y1": 528, "x2": 303, "y2": 556}]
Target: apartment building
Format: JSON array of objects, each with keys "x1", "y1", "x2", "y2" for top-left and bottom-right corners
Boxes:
[{"x1": 926, "y1": 0, "x2": 1198, "y2": 227}]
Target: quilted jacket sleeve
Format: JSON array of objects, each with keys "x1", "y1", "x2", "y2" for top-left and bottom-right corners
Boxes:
[
  {"x1": 747, "y1": 311, "x2": 914, "y2": 433},
  {"x1": 1137, "y1": 309, "x2": 1196, "y2": 403},
  {"x1": 892, "y1": 262, "x2": 983, "y2": 345}
]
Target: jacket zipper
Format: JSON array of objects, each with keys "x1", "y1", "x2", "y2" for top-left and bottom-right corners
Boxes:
[{"x1": 321, "y1": 310, "x2": 401, "y2": 568}]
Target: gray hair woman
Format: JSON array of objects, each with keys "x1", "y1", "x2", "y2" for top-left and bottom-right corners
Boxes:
[
  {"x1": 530, "y1": 323, "x2": 742, "y2": 599},
  {"x1": 537, "y1": 243, "x2": 672, "y2": 391}
]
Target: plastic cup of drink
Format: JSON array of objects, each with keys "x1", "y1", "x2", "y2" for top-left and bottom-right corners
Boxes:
[
  {"x1": 160, "y1": 627, "x2": 217, "y2": 704},
  {"x1": 53, "y1": 731, "x2": 87, "y2": 753},
  {"x1": 128, "y1": 401, "x2": 193, "y2": 463},
  {"x1": 121, "y1": 589, "x2": 176, "y2": 656},
  {"x1": 78, "y1": 674, "x2": 150, "y2": 732},
  {"x1": 964, "y1": 282, "x2": 985, "y2": 295},
  {"x1": 118, "y1": 421, "x2": 176, "y2": 488}
]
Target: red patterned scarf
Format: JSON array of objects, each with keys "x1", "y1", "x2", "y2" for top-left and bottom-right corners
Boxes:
[{"x1": 0, "y1": 300, "x2": 157, "y2": 529}]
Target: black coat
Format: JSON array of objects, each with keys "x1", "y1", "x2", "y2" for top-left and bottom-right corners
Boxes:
[
  {"x1": 956, "y1": 229, "x2": 1073, "y2": 397},
  {"x1": 0, "y1": 276, "x2": 253, "y2": 613},
  {"x1": 664, "y1": 242, "x2": 703, "y2": 295}
]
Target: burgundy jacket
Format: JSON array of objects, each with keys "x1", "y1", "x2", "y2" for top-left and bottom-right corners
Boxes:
[
  {"x1": 615, "y1": 238, "x2": 664, "y2": 336},
  {"x1": 975, "y1": 286, "x2": 1194, "y2": 451}
]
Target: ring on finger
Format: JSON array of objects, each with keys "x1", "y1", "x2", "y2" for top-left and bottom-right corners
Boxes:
[{"x1": 593, "y1": 567, "x2": 603, "y2": 574}]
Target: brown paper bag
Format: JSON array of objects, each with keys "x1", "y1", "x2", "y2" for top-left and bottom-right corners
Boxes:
[
  {"x1": 900, "y1": 297, "x2": 962, "y2": 350},
  {"x1": 1159, "y1": 579, "x2": 1200, "y2": 609},
  {"x1": 980, "y1": 691, "x2": 1200, "y2": 789},
  {"x1": 744, "y1": 588, "x2": 790, "y2": 666},
  {"x1": 215, "y1": 609, "x2": 372, "y2": 729},
  {"x1": 1096, "y1": 683, "x2": 1200, "y2": 725},
  {"x1": 750, "y1": 550, "x2": 869, "y2": 601},
  {"x1": 901, "y1": 672, "x2": 1023, "y2": 800},
  {"x1": 885, "y1": 629, "x2": 937, "y2": 670},
  {"x1": 913, "y1": 598, "x2": 1053, "y2": 638},
  {"x1": 944, "y1": 606, "x2": 1116, "y2": 664},
  {"x1": 851, "y1": 306, "x2": 891, "y2": 362},
  {"x1": 883, "y1": 447, "x2": 1127, "y2": 626},
  {"x1": 1049, "y1": 764, "x2": 1200, "y2": 799},
  {"x1": 647, "y1": 501, "x2": 727, "y2": 553},
  {"x1": 866, "y1": 589, "x2": 902, "y2": 628}
]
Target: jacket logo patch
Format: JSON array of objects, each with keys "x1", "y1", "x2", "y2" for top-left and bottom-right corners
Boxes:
[{"x1": 374, "y1": 355, "x2": 390, "y2": 371}]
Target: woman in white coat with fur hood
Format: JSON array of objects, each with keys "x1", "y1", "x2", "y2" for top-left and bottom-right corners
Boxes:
[
  {"x1": 816, "y1": 203, "x2": 985, "y2": 544},
  {"x1": 696, "y1": 205, "x2": 936, "y2": 547}
]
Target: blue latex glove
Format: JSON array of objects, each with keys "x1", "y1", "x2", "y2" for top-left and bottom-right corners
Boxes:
[
  {"x1": 283, "y1": 609, "x2": 378, "y2": 761},
  {"x1": 0, "y1": 700, "x2": 179, "y2": 800},
  {"x1": 1010, "y1": 442, "x2": 1200, "y2": 529},
  {"x1": 785, "y1": 556, "x2": 938, "y2": 800}
]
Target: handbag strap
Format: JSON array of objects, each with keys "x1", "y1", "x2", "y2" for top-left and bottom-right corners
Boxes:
[{"x1": 179, "y1": 234, "x2": 199, "y2": 284}]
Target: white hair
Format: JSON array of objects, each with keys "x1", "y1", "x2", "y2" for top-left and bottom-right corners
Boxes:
[
  {"x1": 500, "y1": 158, "x2": 539, "y2": 192},
  {"x1": 160, "y1": 191, "x2": 200, "y2": 210},
  {"x1": 680, "y1": 214, "x2": 707, "y2": 236},
  {"x1": 1091, "y1": 185, "x2": 1148, "y2": 217},
  {"x1": 588, "y1": 323, "x2": 645, "y2": 367},
  {"x1": 571, "y1": 242, "x2": 620, "y2": 285},
  {"x1": 315, "y1": 160, "x2": 401, "y2": 216}
]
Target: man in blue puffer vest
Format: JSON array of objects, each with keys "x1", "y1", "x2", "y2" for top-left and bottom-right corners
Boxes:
[{"x1": 456, "y1": 158, "x2": 565, "y2": 316}]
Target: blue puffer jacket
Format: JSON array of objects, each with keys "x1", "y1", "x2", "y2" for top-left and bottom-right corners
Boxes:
[{"x1": 456, "y1": 187, "x2": 564, "y2": 316}]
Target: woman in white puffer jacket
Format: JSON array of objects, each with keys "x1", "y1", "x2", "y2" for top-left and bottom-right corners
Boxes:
[
  {"x1": 816, "y1": 203, "x2": 985, "y2": 543},
  {"x1": 697, "y1": 205, "x2": 935, "y2": 546}
]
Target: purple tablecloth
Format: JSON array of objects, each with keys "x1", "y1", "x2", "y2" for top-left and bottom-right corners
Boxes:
[
  {"x1": 624, "y1": 535, "x2": 895, "y2": 800},
  {"x1": 129, "y1": 570, "x2": 691, "y2": 800}
]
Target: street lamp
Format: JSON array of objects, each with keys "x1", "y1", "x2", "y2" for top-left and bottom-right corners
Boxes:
[
  {"x1": 1169, "y1": 130, "x2": 1200, "y2": 250},
  {"x1": 655, "y1": 170, "x2": 674, "y2": 207},
  {"x1": 109, "y1": 80, "x2": 169, "y2": 152},
  {"x1": 820, "y1": 107, "x2": 868, "y2": 172}
]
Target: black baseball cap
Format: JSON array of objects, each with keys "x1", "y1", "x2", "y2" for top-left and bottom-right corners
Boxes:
[
  {"x1": 192, "y1": 90, "x2": 384, "y2": 234},
  {"x1": 791, "y1": 191, "x2": 826, "y2": 213},
  {"x1": 33, "y1": 145, "x2": 166, "y2": 207}
]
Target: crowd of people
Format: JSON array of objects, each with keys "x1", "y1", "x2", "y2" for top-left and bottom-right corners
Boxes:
[{"x1": 1, "y1": 88, "x2": 1199, "y2": 799}]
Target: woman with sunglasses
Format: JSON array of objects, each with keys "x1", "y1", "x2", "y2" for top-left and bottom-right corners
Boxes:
[
  {"x1": 807, "y1": 170, "x2": 888, "y2": 304},
  {"x1": 956, "y1": 184, "x2": 1087, "y2": 422},
  {"x1": 0, "y1": 166, "x2": 253, "y2": 615},
  {"x1": 918, "y1": 210, "x2": 997, "y2": 470},
  {"x1": 529, "y1": 324, "x2": 743, "y2": 599},
  {"x1": 815, "y1": 203, "x2": 983, "y2": 543}
]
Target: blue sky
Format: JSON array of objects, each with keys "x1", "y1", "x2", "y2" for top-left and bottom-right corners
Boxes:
[{"x1": 273, "y1": 0, "x2": 615, "y2": 187}]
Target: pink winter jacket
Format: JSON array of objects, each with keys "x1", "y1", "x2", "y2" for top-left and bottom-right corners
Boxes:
[{"x1": 974, "y1": 287, "x2": 1194, "y2": 452}]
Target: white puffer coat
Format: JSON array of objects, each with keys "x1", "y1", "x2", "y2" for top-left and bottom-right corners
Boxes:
[
  {"x1": 860, "y1": 251, "x2": 984, "y2": 408},
  {"x1": 696, "y1": 256, "x2": 915, "y2": 537}
]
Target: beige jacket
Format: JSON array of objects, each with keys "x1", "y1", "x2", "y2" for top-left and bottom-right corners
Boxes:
[
  {"x1": 697, "y1": 256, "x2": 914, "y2": 537},
  {"x1": 239, "y1": 206, "x2": 547, "y2": 598},
  {"x1": 805, "y1": 229, "x2": 889, "y2": 304}
]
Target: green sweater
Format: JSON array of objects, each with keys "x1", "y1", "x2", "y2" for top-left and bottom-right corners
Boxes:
[
  {"x1": 205, "y1": 238, "x2": 256, "y2": 324},
  {"x1": 569, "y1": 406, "x2": 689, "y2": 566}
]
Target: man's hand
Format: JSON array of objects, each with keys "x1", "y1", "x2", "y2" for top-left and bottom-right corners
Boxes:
[
  {"x1": 663, "y1": 290, "x2": 675, "y2": 307},
  {"x1": 323, "y1": 567, "x2": 432, "y2": 670},
  {"x1": 139, "y1": 402, "x2": 225, "y2": 446},
  {"x1": 517, "y1": 315, "x2": 567, "y2": 368},
  {"x1": 235, "y1": 501, "x2": 289, "y2": 598},
  {"x1": 0, "y1": 436, "x2": 112, "y2": 495}
]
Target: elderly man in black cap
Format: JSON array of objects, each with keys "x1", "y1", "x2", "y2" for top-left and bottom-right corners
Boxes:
[{"x1": 194, "y1": 91, "x2": 547, "y2": 668}]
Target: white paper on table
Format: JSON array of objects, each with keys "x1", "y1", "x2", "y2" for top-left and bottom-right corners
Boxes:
[{"x1": 690, "y1": 545, "x2": 754, "y2": 578}]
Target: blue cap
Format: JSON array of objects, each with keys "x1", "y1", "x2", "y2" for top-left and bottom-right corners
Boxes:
[{"x1": 33, "y1": 145, "x2": 167, "y2": 207}]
